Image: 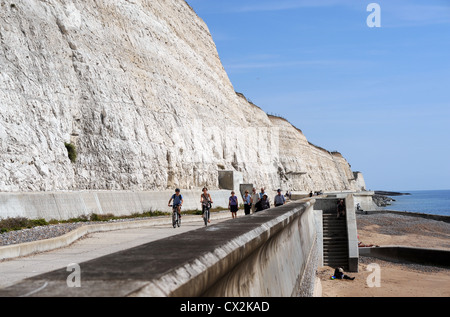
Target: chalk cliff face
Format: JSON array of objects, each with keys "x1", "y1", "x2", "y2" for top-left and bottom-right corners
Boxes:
[{"x1": 0, "y1": 0, "x2": 364, "y2": 192}]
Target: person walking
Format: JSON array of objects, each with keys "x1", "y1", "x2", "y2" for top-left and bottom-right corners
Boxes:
[
  {"x1": 250, "y1": 187, "x2": 260, "y2": 214},
  {"x1": 242, "y1": 190, "x2": 252, "y2": 215},
  {"x1": 337, "y1": 199, "x2": 346, "y2": 218},
  {"x1": 259, "y1": 187, "x2": 266, "y2": 200},
  {"x1": 259, "y1": 187, "x2": 270, "y2": 206},
  {"x1": 228, "y1": 191, "x2": 239, "y2": 219},
  {"x1": 274, "y1": 189, "x2": 286, "y2": 207}
]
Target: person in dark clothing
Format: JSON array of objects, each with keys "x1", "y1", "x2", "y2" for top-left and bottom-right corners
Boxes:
[
  {"x1": 229, "y1": 191, "x2": 239, "y2": 219},
  {"x1": 242, "y1": 190, "x2": 252, "y2": 215},
  {"x1": 337, "y1": 199, "x2": 346, "y2": 218},
  {"x1": 255, "y1": 194, "x2": 270, "y2": 212},
  {"x1": 333, "y1": 267, "x2": 355, "y2": 280},
  {"x1": 274, "y1": 189, "x2": 286, "y2": 207}
]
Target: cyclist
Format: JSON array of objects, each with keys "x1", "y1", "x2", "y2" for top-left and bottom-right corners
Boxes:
[
  {"x1": 200, "y1": 187, "x2": 213, "y2": 223},
  {"x1": 168, "y1": 188, "x2": 183, "y2": 219}
]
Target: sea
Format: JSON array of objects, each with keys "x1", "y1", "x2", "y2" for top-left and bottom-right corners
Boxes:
[{"x1": 385, "y1": 189, "x2": 450, "y2": 217}]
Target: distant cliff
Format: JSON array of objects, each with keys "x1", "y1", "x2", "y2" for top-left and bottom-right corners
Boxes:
[{"x1": 0, "y1": 0, "x2": 365, "y2": 193}]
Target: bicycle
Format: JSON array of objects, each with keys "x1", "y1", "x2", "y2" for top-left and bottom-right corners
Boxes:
[
  {"x1": 169, "y1": 204, "x2": 181, "y2": 228},
  {"x1": 202, "y1": 202, "x2": 212, "y2": 226}
]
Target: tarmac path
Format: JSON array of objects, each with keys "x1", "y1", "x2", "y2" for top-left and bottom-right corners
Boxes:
[{"x1": 0, "y1": 216, "x2": 230, "y2": 290}]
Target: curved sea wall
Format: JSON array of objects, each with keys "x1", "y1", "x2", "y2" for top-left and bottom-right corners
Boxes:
[
  {"x1": 0, "y1": 200, "x2": 321, "y2": 297},
  {"x1": 0, "y1": 0, "x2": 364, "y2": 194}
]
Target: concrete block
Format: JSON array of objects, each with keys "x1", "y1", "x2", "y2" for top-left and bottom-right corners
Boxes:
[
  {"x1": 0, "y1": 193, "x2": 28, "y2": 219},
  {"x1": 359, "y1": 246, "x2": 450, "y2": 267},
  {"x1": 15, "y1": 193, "x2": 60, "y2": 220},
  {"x1": 239, "y1": 183, "x2": 253, "y2": 197},
  {"x1": 218, "y1": 170, "x2": 242, "y2": 191},
  {"x1": 346, "y1": 194, "x2": 359, "y2": 272},
  {"x1": 314, "y1": 208, "x2": 324, "y2": 268},
  {"x1": 52, "y1": 193, "x2": 89, "y2": 220},
  {"x1": 79, "y1": 192, "x2": 103, "y2": 215},
  {"x1": 95, "y1": 191, "x2": 143, "y2": 216}
]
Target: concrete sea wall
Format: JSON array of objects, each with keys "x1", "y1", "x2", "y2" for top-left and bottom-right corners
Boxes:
[
  {"x1": 359, "y1": 246, "x2": 450, "y2": 267},
  {"x1": 0, "y1": 200, "x2": 321, "y2": 297},
  {"x1": 0, "y1": 189, "x2": 232, "y2": 220},
  {"x1": 203, "y1": 200, "x2": 319, "y2": 297}
]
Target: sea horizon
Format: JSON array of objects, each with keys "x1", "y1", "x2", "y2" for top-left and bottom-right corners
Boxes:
[
  {"x1": 375, "y1": 188, "x2": 450, "y2": 193},
  {"x1": 379, "y1": 189, "x2": 450, "y2": 217}
]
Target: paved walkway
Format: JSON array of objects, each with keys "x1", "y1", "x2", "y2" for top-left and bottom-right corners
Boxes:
[{"x1": 0, "y1": 214, "x2": 231, "y2": 290}]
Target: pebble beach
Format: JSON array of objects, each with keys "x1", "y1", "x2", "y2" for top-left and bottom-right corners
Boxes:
[
  {"x1": 0, "y1": 222, "x2": 84, "y2": 246},
  {"x1": 0, "y1": 217, "x2": 157, "y2": 247},
  {"x1": 356, "y1": 212, "x2": 450, "y2": 250}
]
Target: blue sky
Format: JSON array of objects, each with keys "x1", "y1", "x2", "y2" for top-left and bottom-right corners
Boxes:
[{"x1": 186, "y1": 0, "x2": 450, "y2": 191}]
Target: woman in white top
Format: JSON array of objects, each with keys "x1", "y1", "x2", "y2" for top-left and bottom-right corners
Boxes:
[{"x1": 250, "y1": 187, "x2": 260, "y2": 214}]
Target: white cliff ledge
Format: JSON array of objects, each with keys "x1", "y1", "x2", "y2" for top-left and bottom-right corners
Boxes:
[{"x1": 0, "y1": 0, "x2": 365, "y2": 193}]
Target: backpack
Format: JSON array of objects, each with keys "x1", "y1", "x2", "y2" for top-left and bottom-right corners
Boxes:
[{"x1": 172, "y1": 194, "x2": 183, "y2": 205}]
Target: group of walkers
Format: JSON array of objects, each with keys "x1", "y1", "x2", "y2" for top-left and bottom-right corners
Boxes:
[
  {"x1": 237, "y1": 187, "x2": 287, "y2": 217},
  {"x1": 167, "y1": 187, "x2": 289, "y2": 224}
]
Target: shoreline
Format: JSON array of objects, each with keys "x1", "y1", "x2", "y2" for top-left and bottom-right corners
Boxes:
[
  {"x1": 358, "y1": 209, "x2": 450, "y2": 223},
  {"x1": 374, "y1": 190, "x2": 411, "y2": 196},
  {"x1": 372, "y1": 189, "x2": 450, "y2": 217}
]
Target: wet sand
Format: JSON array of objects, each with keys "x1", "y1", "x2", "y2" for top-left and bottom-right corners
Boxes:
[{"x1": 317, "y1": 212, "x2": 450, "y2": 297}]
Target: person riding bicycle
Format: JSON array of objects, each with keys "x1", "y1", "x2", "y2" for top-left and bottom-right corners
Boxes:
[
  {"x1": 200, "y1": 187, "x2": 213, "y2": 223},
  {"x1": 168, "y1": 188, "x2": 183, "y2": 218}
]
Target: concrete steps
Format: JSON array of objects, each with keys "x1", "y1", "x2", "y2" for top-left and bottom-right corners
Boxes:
[{"x1": 322, "y1": 212, "x2": 349, "y2": 269}]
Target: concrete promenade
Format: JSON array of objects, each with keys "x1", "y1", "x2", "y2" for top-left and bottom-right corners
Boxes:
[
  {"x1": 0, "y1": 212, "x2": 231, "y2": 291},
  {"x1": 0, "y1": 201, "x2": 319, "y2": 297}
]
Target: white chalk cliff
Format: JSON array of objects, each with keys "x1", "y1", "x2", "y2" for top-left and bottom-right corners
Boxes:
[{"x1": 0, "y1": 0, "x2": 365, "y2": 192}]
